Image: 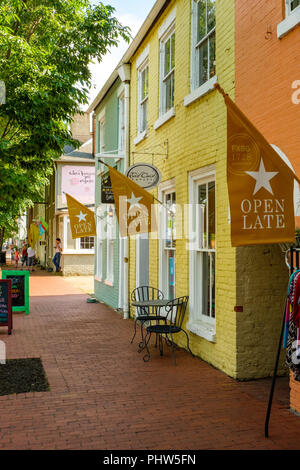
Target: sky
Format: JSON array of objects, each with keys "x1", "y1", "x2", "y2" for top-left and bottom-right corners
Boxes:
[{"x1": 87, "y1": 0, "x2": 156, "y2": 108}]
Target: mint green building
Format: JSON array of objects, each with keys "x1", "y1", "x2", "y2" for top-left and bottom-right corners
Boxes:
[{"x1": 91, "y1": 66, "x2": 130, "y2": 315}]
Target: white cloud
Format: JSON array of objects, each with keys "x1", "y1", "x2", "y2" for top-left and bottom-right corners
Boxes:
[{"x1": 87, "y1": 13, "x2": 144, "y2": 109}]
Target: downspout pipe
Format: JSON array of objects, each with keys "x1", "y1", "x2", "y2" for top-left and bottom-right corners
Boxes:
[{"x1": 118, "y1": 64, "x2": 131, "y2": 320}]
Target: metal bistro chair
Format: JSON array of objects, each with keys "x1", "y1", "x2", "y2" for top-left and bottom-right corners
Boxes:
[
  {"x1": 143, "y1": 296, "x2": 193, "y2": 365},
  {"x1": 130, "y1": 286, "x2": 165, "y2": 345}
]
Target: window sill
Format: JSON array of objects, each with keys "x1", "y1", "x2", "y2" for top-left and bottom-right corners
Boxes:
[
  {"x1": 277, "y1": 9, "x2": 300, "y2": 38},
  {"x1": 184, "y1": 76, "x2": 218, "y2": 107},
  {"x1": 94, "y1": 276, "x2": 102, "y2": 283},
  {"x1": 104, "y1": 279, "x2": 114, "y2": 287},
  {"x1": 186, "y1": 321, "x2": 216, "y2": 343},
  {"x1": 63, "y1": 250, "x2": 94, "y2": 255},
  {"x1": 133, "y1": 130, "x2": 147, "y2": 146},
  {"x1": 154, "y1": 107, "x2": 175, "y2": 130}
]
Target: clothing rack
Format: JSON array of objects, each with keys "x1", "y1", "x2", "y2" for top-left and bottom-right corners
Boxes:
[{"x1": 265, "y1": 246, "x2": 300, "y2": 437}]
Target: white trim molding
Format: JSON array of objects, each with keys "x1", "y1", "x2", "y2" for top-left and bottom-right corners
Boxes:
[
  {"x1": 187, "y1": 165, "x2": 216, "y2": 343},
  {"x1": 184, "y1": 76, "x2": 218, "y2": 107},
  {"x1": 136, "y1": 44, "x2": 150, "y2": 69},
  {"x1": 277, "y1": 3, "x2": 300, "y2": 38},
  {"x1": 158, "y1": 6, "x2": 176, "y2": 39},
  {"x1": 154, "y1": 107, "x2": 175, "y2": 130}
]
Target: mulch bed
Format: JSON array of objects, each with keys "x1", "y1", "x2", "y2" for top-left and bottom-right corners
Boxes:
[{"x1": 0, "y1": 358, "x2": 50, "y2": 396}]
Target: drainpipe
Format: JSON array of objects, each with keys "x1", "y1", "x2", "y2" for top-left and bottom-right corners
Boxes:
[{"x1": 118, "y1": 64, "x2": 131, "y2": 320}]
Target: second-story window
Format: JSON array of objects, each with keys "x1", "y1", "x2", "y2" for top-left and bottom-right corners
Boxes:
[
  {"x1": 191, "y1": 0, "x2": 216, "y2": 90},
  {"x1": 138, "y1": 63, "x2": 149, "y2": 133},
  {"x1": 160, "y1": 26, "x2": 175, "y2": 115}
]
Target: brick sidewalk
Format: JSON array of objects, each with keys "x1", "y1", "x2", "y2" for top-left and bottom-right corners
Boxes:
[{"x1": 0, "y1": 273, "x2": 299, "y2": 449}]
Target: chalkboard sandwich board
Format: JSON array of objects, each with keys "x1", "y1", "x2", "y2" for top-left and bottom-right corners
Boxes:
[
  {"x1": 1, "y1": 270, "x2": 29, "y2": 315},
  {"x1": 0, "y1": 279, "x2": 13, "y2": 334}
]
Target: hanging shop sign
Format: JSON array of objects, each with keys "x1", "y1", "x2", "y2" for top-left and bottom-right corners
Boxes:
[
  {"x1": 61, "y1": 165, "x2": 95, "y2": 205},
  {"x1": 0, "y1": 279, "x2": 12, "y2": 335},
  {"x1": 215, "y1": 84, "x2": 300, "y2": 247},
  {"x1": 1, "y1": 270, "x2": 29, "y2": 315},
  {"x1": 101, "y1": 172, "x2": 115, "y2": 204},
  {"x1": 126, "y1": 163, "x2": 161, "y2": 190}
]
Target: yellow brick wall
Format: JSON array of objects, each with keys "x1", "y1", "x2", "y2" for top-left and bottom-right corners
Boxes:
[{"x1": 129, "y1": 0, "x2": 237, "y2": 377}]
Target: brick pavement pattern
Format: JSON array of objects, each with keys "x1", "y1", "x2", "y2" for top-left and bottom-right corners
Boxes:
[{"x1": 0, "y1": 273, "x2": 299, "y2": 450}]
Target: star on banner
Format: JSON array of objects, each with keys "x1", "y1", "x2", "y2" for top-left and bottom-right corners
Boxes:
[
  {"x1": 245, "y1": 158, "x2": 278, "y2": 196},
  {"x1": 76, "y1": 211, "x2": 87, "y2": 222},
  {"x1": 127, "y1": 192, "x2": 142, "y2": 210}
]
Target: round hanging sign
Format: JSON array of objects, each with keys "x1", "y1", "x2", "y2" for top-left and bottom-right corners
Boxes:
[{"x1": 126, "y1": 163, "x2": 161, "y2": 190}]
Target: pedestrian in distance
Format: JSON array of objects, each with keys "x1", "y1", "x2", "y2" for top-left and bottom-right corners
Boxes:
[
  {"x1": 53, "y1": 238, "x2": 62, "y2": 273},
  {"x1": 27, "y1": 245, "x2": 35, "y2": 272},
  {"x1": 21, "y1": 243, "x2": 28, "y2": 268},
  {"x1": 14, "y1": 249, "x2": 19, "y2": 267}
]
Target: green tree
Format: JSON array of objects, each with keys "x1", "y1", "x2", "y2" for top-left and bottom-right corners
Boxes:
[{"x1": 0, "y1": 0, "x2": 130, "y2": 246}]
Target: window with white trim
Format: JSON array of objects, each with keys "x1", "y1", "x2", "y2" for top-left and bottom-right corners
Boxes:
[
  {"x1": 191, "y1": 0, "x2": 216, "y2": 90},
  {"x1": 118, "y1": 93, "x2": 125, "y2": 153},
  {"x1": 137, "y1": 62, "x2": 149, "y2": 134},
  {"x1": 188, "y1": 168, "x2": 216, "y2": 341},
  {"x1": 159, "y1": 26, "x2": 175, "y2": 116},
  {"x1": 287, "y1": 0, "x2": 300, "y2": 14},
  {"x1": 64, "y1": 216, "x2": 95, "y2": 253}
]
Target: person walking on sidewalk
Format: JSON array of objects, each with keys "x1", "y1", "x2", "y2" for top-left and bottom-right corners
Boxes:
[
  {"x1": 21, "y1": 243, "x2": 28, "y2": 268},
  {"x1": 53, "y1": 238, "x2": 62, "y2": 273},
  {"x1": 27, "y1": 245, "x2": 35, "y2": 272},
  {"x1": 14, "y1": 249, "x2": 20, "y2": 268}
]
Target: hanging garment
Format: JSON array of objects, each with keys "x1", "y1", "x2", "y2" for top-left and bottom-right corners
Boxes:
[{"x1": 286, "y1": 270, "x2": 300, "y2": 381}]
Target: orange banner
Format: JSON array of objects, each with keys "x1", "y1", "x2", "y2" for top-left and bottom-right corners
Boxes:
[
  {"x1": 105, "y1": 164, "x2": 157, "y2": 237},
  {"x1": 217, "y1": 85, "x2": 298, "y2": 247},
  {"x1": 65, "y1": 193, "x2": 96, "y2": 239}
]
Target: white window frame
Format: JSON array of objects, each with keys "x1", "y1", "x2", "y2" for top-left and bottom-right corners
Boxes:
[
  {"x1": 187, "y1": 166, "x2": 216, "y2": 343},
  {"x1": 97, "y1": 108, "x2": 105, "y2": 155},
  {"x1": 185, "y1": 0, "x2": 217, "y2": 107},
  {"x1": 118, "y1": 88, "x2": 125, "y2": 155},
  {"x1": 134, "y1": 45, "x2": 149, "y2": 145},
  {"x1": 154, "y1": 8, "x2": 176, "y2": 130},
  {"x1": 158, "y1": 179, "x2": 176, "y2": 299},
  {"x1": 277, "y1": 0, "x2": 300, "y2": 37},
  {"x1": 136, "y1": 60, "x2": 149, "y2": 138},
  {"x1": 105, "y1": 205, "x2": 115, "y2": 286},
  {"x1": 63, "y1": 215, "x2": 95, "y2": 255}
]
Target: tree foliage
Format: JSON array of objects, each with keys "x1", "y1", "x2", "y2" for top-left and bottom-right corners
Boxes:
[{"x1": 0, "y1": 0, "x2": 130, "y2": 237}]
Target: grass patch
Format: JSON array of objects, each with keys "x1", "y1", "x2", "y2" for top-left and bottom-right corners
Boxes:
[{"x1": 0, "y1": 358, "x2": 50, "y2": 396}]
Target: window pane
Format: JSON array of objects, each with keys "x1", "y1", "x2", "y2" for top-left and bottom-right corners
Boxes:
[
  {"x1": 80, "y1": 237, "x2": 94, "y2": 249},
  {"x1": 209, "y1": 31, "x2": 216, "y2": 79},
  {"x1": 198, "y1": 39, "x2": 208, "y2": 87},
  {"x1": 164, "y1": 37, "x2": 171, "y2": 76},
  {"x1": 165, "y1": 74, "x2": 174, "y2": 111},
  {"x1": 141, "y1": 100, "x2": 147, "y2": 132},
  {"x1": 197, "y1": 0, "x2": 206, "y2": 41},
  {"x1": 201, "y1": 251, "x2": 215, "y2": 318},
  {"x1": 291, "y1": 0, "x2": 300, "y2": 11},
  {"x1": 207, "y1": 0, "x2": 216, "y2": 32},
  {"x1": 168, "y1": 250, "x2": 176, "y2": 299},
  {"x1": 208, "y1": 182, "x2": 215, "y2": 249},
  {"x1": 198, "y1": 184, "x2": 207, "y2": 248},
  {"x1": 171, "y1": 33, "x2": 175, "y2": 70}
]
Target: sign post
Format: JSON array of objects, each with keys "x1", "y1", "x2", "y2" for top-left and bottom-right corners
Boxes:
[
  {"x1": 1, "y1": 271, "x2": 29, "y2": 315},
  {"x1": 0, "y1": 279, "x2": 13, "y2": 334}
]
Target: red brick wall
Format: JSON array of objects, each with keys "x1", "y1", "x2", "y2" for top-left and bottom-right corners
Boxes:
[{"x1": 235, "y1": 0, "x2": 300, "y2": 412}]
